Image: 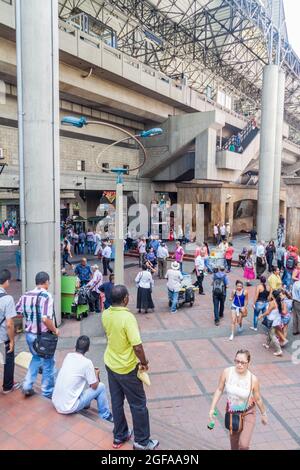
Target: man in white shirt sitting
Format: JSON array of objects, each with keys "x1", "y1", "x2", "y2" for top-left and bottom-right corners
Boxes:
[{"x1": 52, "y1": 336, "x2": 113, "y2": 422}]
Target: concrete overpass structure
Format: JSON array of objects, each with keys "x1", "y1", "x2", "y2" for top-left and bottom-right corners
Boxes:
[{"x1": 0, "y1": 0, "x2": 300, "y2": 245}]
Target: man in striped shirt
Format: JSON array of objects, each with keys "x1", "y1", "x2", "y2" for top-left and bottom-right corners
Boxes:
[{"x1": 16, "y1": 271, "x2": 59, "y2": 398}]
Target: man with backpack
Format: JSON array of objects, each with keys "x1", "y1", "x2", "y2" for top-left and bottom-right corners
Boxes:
[
  {"x1": 0, "y1": 269, "x2": 20, "y2": 394},
  {"x1": 212, "y1": 267, "x2": 229, "y2": 326},
  {"x1": 283, "y1": 247, "x2": 298, "y2": 291}
]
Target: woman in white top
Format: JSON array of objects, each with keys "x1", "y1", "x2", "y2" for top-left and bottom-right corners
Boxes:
[
  {"x1": 135, "y1": 264, "x2": 154, "y2": 314},
  {"x1": 209, "y1": 349, "x2": 267, "y2": 450}
]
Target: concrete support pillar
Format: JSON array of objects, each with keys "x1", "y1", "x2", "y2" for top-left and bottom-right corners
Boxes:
[
  {"x1": 257, "y1": 65, "x2": 279, "y2": 242},
  {"x1": 195, "y1": 128, "x2": 217, "y2": 180},
  {"x1": 16, "y1": 0, "x2": 61, "y2": 322},
  {"x1": 286, "y1": 207, "x2": 300, "y2": 247},
  {"x1": 272, "y1": 70, "x2": 286, "y2": 238}
]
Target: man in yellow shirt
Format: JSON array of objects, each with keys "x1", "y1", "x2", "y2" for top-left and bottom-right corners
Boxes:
[
  {"x1": 102, "y1": 285, "x2": 159, "y2": 451},
  {"x1": 268, "y1": 266, "x2": 282, "y2": 292}
]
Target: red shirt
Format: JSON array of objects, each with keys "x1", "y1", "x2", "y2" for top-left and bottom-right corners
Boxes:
[{"x1": 225, "y1": 247, "x2": 234, "y2": 260}]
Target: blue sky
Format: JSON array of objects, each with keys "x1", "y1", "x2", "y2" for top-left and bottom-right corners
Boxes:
[{"x1": 284, "y1": 0, "x2": 300, "y2": 57}]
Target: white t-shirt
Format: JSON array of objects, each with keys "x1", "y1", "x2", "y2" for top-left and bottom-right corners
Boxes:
[
  {"x1": 135, "y1": 271, "x2": 154, "y2": 289},
  {"x1": 52, "y1": 353, "x2": 97, "y2": 414},
  {"x1": 165, "y1": 269, "x2": 183, "y2": 292},
  {"x1": 256, "y1": 245, "x2": 265, "y2": 257},
  {"x1": 103, "y1": 246, "x2": 112, "y2": 258}
]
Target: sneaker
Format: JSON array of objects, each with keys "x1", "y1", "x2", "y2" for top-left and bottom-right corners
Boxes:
[
  {"x1": 263, "y1": 344, "x2": 270, "y2": 349},
  {"x1": 2, "y1": 382, "x2": 21, "y2": 394},
  {"x1": 22, "y1": 388, "x2": 35, "y2": 397},
  {"x1": 238, "y1": 325, "x2": 243, "y2": 333},
  {"x1": 112, "y1": 429, "x2": 133, "y2": 449},
  {"x1": 103, "y1": 413, "x2": 114, "y2": 423},
  {"x1": 281, "y1": 339, "x2": 289, "y2": 347},
  {"x1": 249, "y1": 327, "x2": 257, "y2": 331},
  {"x1": 273, "y1": 351, "x2": 283, "y2": 356},
  {"x1": 229, "y1": 334, "x2": 234, "y2": 341},
  {"x1": 133, "y1": 439, "x2": 159, "y2": 451},
  {"x1": 171, "y1": 310, "x2": 177, "y2": 314},
  {"x1": 215, "y1": 321, "x2": 220, "y2": 326}
]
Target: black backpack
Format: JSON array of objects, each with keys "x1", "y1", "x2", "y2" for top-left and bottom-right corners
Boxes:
[
  {"x1": 213, "y1": 277, "x2": 225, "y2": 296},
  {"x1": 286, "y1": 256, "x2": 296, "y2": 271}
]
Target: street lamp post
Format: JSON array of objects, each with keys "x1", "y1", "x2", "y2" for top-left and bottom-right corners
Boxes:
[{"x1": 61, "y1": 116, "x2": 162, "y2": 285}]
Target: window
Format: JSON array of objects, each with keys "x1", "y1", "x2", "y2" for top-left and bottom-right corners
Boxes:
[
  {"x1": 123, "y1": 165, "x2": 129, "y2": 175},
  {"x1": 77, "y1": 160, "x2": 85, "y2": 171},
  {"x1": 102, "y1": 163, "x2": 110, "y2": 173}
]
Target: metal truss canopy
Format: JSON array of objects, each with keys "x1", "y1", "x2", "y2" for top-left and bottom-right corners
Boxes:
[{"x1": 58, "y1": 0, "x2": 300, "y2": 131}]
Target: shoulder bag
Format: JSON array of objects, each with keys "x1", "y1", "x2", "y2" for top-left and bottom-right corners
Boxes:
[
  {"x1": 33, "y1": 293, "x2": 58, "y2": 359},
  {"x1": 237, "y1": 291, "x2": 248, "y2": 318},
  {"x1": 225, "y1": 374, "x2": 253, "y2": 434},
  {"x1": 0, "y1": 293, "x2": 8, "y2": 327}
]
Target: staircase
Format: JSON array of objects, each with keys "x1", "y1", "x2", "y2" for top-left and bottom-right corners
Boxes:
[{"x1": 223, "y1": 120, "x2": 259, "y2": 151}]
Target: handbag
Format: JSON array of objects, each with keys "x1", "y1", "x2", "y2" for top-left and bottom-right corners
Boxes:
[
  {"x1": 236, "y1": 291, "x2": 248, "y2": 318},
  {"x1": 33, "y1": 293, "x2": 58, "y2": 359},
  {"x1": 225, "y1": 374, "x2": 253, "y2": 434},
  {"x1": 262, "y1": 316, "x2": 273, "y2": 329}
]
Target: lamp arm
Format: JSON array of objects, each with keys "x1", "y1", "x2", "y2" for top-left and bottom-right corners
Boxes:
[{"x1": 85, "y1": 121, "x2": 147, "y2": 172}]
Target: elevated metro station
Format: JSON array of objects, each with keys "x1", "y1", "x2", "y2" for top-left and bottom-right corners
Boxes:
[{"x1": 0, "y1": 0, "x2": 300, "y2": 243}]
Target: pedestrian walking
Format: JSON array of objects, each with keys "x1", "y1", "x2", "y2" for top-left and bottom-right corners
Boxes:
[
  {"x1": 229, "y1": 281, "x2": 248, "y2": 341},
  {"x1": 78, "y1": 230, "x2": 86, "y2": 255},
  {"x1": 86, "y1": 230, "x2": 95, "y2": 255},
  {"x1": 94, "y1": 232, "x2": 102, "y2": 256},
  {"x1": 138, "y1": 238, "x2": 147, "y2": 268},
  {"x1": 292, "y1": 279, "x2": 300, "y2": 336},
  {"x1": 62, "y1": 237, "x2": 73, "y2": 269},
  {"x1": 174, "y1": 241, "x2": 184, "y2": 273},
  {"x1": 249, "y1": 227, "x2": 257, "y2": 248},
  {"x1": 268, "y1": 266, "x2": 282, "y2": 293},
  {"x1": 256, "y1": 241, "x2": 266, "y2": 278},
  {"x1": 259, "y1": 290, "x2": 287, "y2": 356},
  {"x1": 102, "y1": 242, "x2": 113, "y2": 276},
  {"x1": 194, "y1": 252, "x2": 206, "y2": 295},
  {"x1": 165, "y1": 262, "x2": 183, "y2": 314},
  {"x1": 213, "y1": 224, "x2": 220, "y2": 245},
  {"x1": 276, "y1": 243, "x2": 286, "y2": 271},
  {"x1": 282, "y1": 247, "x2": 297, "y2": 290},
  {"x1": 225, "y1": 242, "x2": 234, "y2": 273},
  {"x1": 209, "y1": 349, "x2": 267, "y2": 450},
  {"x1": 102, "y1": 285, "x2": 159, "y2": 450},
  {"x1": 265, "y1": 241, "x2": 276, "y2": 273},
  {"x1": 8, "y1": 226, "x2": 15, "y2": 244},
  {"x1": 250, "y1": 276, "x2": 270, "y2": 332},
  {"x1": 212, "y1": 267, "x2": 228, "y2": 326},
  {"x1": 157, "y1": 242, "x2": 169, "y2": 279},
  {"x1": 220, "y1": 223, "x2": 226, "y2": 241},
  {"x1": 100, "y1": 274, "x2": 115, "y2": 310},
  {"x1": 52, "y1": 336, "x2": 113, "y2": 422},
  {"x1": 0, "y1": 269, "x2": 20, "y2": 394},
  {"x1": 16, "y1": 272, "x2": 59, "y2": 398},
  {"x1": 72, "y1": 232, "x2": 79, "y2": 256},
  {"x1": 243, "y1": 250, "x2": 255, "y2": 286},
  {"x1": 135, "y1": 265, "x2": 154, "y2": 314}
]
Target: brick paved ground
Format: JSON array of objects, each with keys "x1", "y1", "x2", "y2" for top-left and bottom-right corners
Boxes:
[{"x1": 1, "y1": 243, "x2": 300, "y2": 450}]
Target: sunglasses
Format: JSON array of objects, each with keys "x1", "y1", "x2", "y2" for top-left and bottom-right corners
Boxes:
[{"x1": 234, "y1": 359, "x2": 248, "y2": 366}]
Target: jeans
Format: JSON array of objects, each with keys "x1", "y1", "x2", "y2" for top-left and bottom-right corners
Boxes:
[
  {"x1": 282, "y1": 270, "x2": 292, "y2": 290},
  {"x1": 78, "y1": 242, "x2": 85, "y2": 255},
  {"x1": 87, "y1": 241, "x2": 94, "y2": 254},
  {"x1": 106, "y1": 365, "x2": 150, "y2": 446},
  {"x1": 16, "y1": 265, "x2": 21, "y2": 281},
  {"x1": 225, "y1": 259, "x2": 232, "y2": 272},
  {"x1": 168, "y1": 289, "x2": 179, "y2": 313},
  {"x1": 3, "y1": 341, "x2": 15, "y2": 391},
  {"x1": 213, "y1": 294, "x2": 226, "y2": 322},
  {"x1": 72, "y1": 383, "x2": 111, "y2": 419},
  {"x1": 253, "y1": 301, "x2": 268, "y2": 329},
  {"x1": 62, "y1": 253, "x2": 72, "y2": 268},
  {"x1": 23, "y1": 332, "x2": 56, "y2": 398},
  {"x1": 204, "y1": 257, "x2": 213, "y2": 273}
]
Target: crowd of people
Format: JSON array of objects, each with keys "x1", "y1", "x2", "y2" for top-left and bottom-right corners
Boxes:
[{"x1": 1, "y1": 214, "x2": 300, "y2": 451}]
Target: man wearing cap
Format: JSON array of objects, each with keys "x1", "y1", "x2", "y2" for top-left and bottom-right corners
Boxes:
[{"x1": 165, "y1": 262, "x2": 183, "y2": 314}]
